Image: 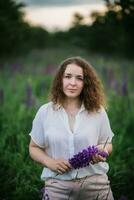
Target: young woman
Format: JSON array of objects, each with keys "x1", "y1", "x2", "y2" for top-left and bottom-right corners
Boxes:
[{"x1": 29, "y1": 57, "x2": 114, "y2": 200}]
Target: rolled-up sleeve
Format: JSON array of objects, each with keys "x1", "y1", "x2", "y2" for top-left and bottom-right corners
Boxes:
[
  {"x1": 29, "y1": 106, "x2": 46, "y2": 148},
  {"x1": 98, "y1": 108, "x2": 114, "y2": 144}
]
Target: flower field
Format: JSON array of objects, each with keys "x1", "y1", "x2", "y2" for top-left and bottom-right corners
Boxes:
[{"x1": 0, "y1": 47, "x2": 134, "y2": 200}]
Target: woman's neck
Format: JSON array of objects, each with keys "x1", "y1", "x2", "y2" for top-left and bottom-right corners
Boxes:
[{"x1": 63, "y1": 98, "x2": 81, "y2": 115}]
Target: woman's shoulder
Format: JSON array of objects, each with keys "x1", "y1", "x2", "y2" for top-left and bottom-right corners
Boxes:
[
  {"x1": 96, "y1": 106, "x2": 107, "y2": 116},
  {"x1": 37, "y1": 101, "x2": 53, "y2": 114},
  {"x1": 97, "y1": 106, "x2": 110, "y2": 122}
]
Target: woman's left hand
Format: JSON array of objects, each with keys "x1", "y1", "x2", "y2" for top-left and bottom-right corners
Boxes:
[
  {"x1": 91, "y1": 144, "x2": 108, "y2": 164},
  {"x1": 91, "y1": 154, "x2": 106, "y2": 164}
]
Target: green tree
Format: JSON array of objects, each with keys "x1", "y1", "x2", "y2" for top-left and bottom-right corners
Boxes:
[
  {"x1": 0, "y1": 0, "x2": 51, "y2": 55},
  {"x1": 103, "y1": 0, "x2": 134, "y2": 56},
  {"x1": 0, "y1": 0, "x2": 25, "y2": 54},
  {"x1": 114, "y1": 0, "x2": 134, "y2": 56},
  {"x1": 86, "y1": 0, "x2": 134, "y2": 57},
  {"x1": 71, "y1": 12, "x2": 84, "y2": 27}
]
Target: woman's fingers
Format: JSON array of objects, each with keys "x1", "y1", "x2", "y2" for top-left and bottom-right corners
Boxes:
[
  {"x1": 92, "y1": 155, "x2": 99, "y2": 163},
  {"x1": 91, "y1": 154, "x2": 106, "y2": 164},
  {"x1": 63, "y1": 160, "x2": 72, "y2": 169},
  {"x1": 56, "y1": 159, "x2": 71, "y2": 173},
  {"x1": 57, "y1": 167, "x2": 66, "y2": 174}
]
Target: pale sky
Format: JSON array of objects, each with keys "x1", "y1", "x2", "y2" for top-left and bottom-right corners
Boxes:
[{"x1": 22, "y1": 0, "x2": 106, "y2": 31}]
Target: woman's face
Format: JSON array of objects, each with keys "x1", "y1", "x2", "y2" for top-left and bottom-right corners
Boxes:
[{"x1": 62, "y1": 63, "x2": 84, "y2": 99}]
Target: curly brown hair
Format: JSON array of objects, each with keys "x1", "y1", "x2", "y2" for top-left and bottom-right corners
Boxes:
[{"x1": 50, "y1": 56, "x2": 107, "y2": 112}]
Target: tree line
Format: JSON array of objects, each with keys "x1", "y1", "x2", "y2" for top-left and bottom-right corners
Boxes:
[{"x1": 0, "y1": 0, "x2": 134, "y2": 58}]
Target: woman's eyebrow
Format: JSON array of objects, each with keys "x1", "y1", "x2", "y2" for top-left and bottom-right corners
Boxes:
[
  {"x1": 64, "y1": 73, "x2": 83, "y2": 77},
  {"x1": 76, "y1": 75, "x2": 83, "y2": 77}
]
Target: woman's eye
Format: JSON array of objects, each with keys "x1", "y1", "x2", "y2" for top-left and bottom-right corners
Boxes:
[
  {"x1": 77, "y1": 77, "x2": 83, "y2": 81},
  {"x1": 64, "y1": 75, "x2": 83, "y2": 80},
  {"x1": 65, "y1": 75, "x2": 71, "y2": 78}
]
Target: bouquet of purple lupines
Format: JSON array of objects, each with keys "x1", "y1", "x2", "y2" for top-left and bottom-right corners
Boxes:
[{"x1": 68, "y1": 145, "x2": 108, "y2": 169}]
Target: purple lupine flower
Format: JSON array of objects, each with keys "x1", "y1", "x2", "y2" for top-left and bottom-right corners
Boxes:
[
  {"x1": 43, "y1": 64, "x2": 56, "y2": 75},
  {"x1": 107, "y1": 68, "x2": 115, "y2": 89},
  {"x1": 41, "y1": 187, "x2": 50, "y2": 200},
  {"x1": 25, "y1": 83, "x2": 35, "y2": 107},
  {"x1": 121, "y1": 75, "x2": 128, "y2": 96},
  {"x1": 69, "y1": 145, "x2": 108, "y2": 169},
  {"x1": 11, "y1": 62, "x2": 22, "y2": 74}
]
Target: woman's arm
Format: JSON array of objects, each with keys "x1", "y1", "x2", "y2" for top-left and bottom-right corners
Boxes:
[{"x1": 29, "y1": 139, "x2": 71, "y2": 174}]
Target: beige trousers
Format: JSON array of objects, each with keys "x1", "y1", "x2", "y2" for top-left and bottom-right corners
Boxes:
[{"x1": 43, "y1": 174, "x2": 114, "y2": 200}]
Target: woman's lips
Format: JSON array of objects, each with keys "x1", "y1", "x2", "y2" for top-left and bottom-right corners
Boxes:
[{"x1": 68, "y1": 89, "x2": 77, "y2": 92}]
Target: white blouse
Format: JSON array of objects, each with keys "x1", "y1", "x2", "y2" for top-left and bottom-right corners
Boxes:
[{"x1": 29, "y1": 102, "x2": 114, "y2": 181}]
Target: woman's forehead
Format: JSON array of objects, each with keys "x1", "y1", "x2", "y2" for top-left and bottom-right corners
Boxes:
[{"x1": 64, "y1": 63, "x2": 83, "y2": 75}]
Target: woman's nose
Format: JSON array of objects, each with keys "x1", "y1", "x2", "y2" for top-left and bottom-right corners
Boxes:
[{"x1": 70, "y1": 77, "x2": 76, "y2": 85}]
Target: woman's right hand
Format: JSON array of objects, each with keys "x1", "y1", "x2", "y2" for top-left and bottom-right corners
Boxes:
[
  {"x1": 29, "y1": 140, "x2": 72, "y2": 174},
  {"x1": 46, "y1": 157, "x2": 72, "y2": 174}
]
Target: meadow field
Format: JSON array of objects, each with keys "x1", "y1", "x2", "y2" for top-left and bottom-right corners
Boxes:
[{"x1": 0, "y1": 47, "x2": 134, "y2": 200}]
